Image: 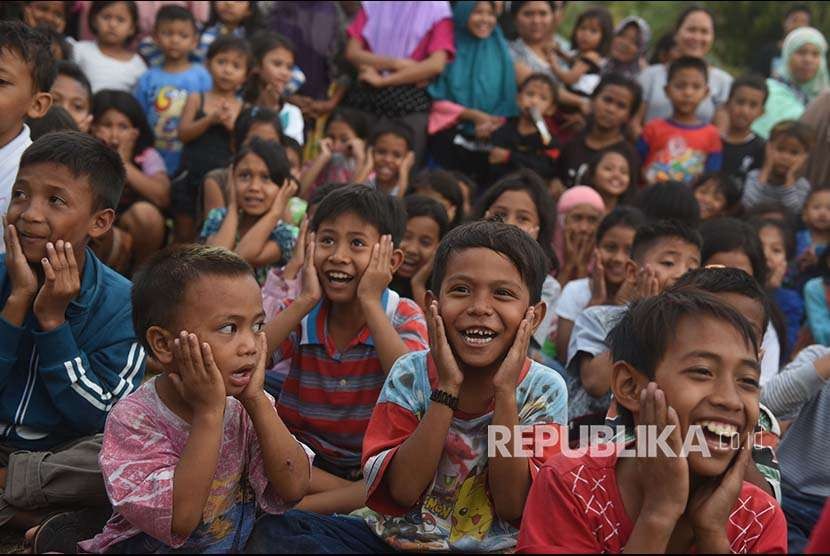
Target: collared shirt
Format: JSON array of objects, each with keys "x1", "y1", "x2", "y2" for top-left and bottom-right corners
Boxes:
[{"x1": 0, "y1": 125, "x2": 31, "y2": 254}]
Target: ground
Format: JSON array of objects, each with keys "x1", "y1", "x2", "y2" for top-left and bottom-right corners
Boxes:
[{"x1": 0, "y1": 529, "x2": 25, "y2": 553}]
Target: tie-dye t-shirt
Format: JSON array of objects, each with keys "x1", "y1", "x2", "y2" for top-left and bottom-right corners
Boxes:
[
  {"x1": 78, "y1": 378, "x2": 314, "y2": 553},
  {"x1": 358, "y1": 350, "x2": 568, "y2": 552}
]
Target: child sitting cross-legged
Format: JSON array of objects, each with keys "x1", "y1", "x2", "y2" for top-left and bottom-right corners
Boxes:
[
  {"x1": 247, "y1": 219, "x2": 568, "y2": 553},
  {"x1": 78, "y1": 245, "x2": 313, "y2": 553}
]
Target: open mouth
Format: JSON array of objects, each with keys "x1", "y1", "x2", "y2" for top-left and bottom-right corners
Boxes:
[
  {"x1": 325, "y1": 271, "x2": 354, "y2": 286},
  {"x1": 460, "y1": 327, "x2": 498, "y2": 346},
  {"x1": 229, "y1": 366, "x2": 253, "y2": 387},
  {"x1": 694, "y1": 420, "x2": 741, "y2": 451}
]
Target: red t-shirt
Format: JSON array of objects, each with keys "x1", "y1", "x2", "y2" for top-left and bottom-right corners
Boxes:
[
  {"x1": 347, "y1": 8, "x2": 456, "y2": 62},
  {"x1": 517, "y1": 448, "x2": 788, "y2": 554}
]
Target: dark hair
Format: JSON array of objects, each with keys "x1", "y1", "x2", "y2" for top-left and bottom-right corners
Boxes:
[
  {"x1": 88, "y1": 1, "x2": 139, "y2": 44},
  {"x1": 570, "y1": 7, "x2": 613, "y2": 56},
  {"x1": 691, "y1": 172, "x2": 743, "y2": 217},
  {"x1": 208, "y1": 0, "x2": 259, "y2": 36},
  {"x1": 745, "y1": 201, "x2": 795, "y2": 228},
  {"x1": 430, "y1": 220, "x2": 550, "y2": 304},
  {"x1": 748, "y1": 216, "x2": 795, "y2": 261},
  {"x1": 324, "y1": 108, "x2": 369, "y2": 140},
  {"x1": 634, "y1": 181, "x2": 701, "y2": 227},
  {"x1": 0, "y1": 21, "x2": 56, "y2": 93},
  {"x1": 700, "y1": 217, "x2": 768, "y2": 285},
  {"x1": 38, "y1": 24, "x2": 72, "y2": 60},
  {"x1": 245, "y1": 30, "x2": 295, "y2": 103},
  {"x1": 154, "y1": 3, "x2": 197, "y2": 31},
  {"x1": 591, "y1": 72, "x2": 643, "y2": 116},
  {"x1": 404, "y1": 195, "x2": 450, "y2": 240},
  {"x1": 281, "y1": 136, "x2": 302, "y2": 165},
  {"x1": 785, "y1": 4, "x2": 811, "y2": 20},
  {"x1": 233, "y1": 106, "x2": 282, "y2": 151},
  {"x1": 309, "y1": 181, "x2": 346, "y2": 208},
  {"x1": 673, "y1": 266, "x2": 770, "y2": 329},
  {"x1": 26, "y1": 104, "x2": 78, "y2": 139},
  {"x1": 369, "y1": 120, "x2": 414, "y2": 151},
  {"x1": 596, "y1": 206, "x2": 646, "y2": 242},
  {"x1": 55, "y1": 61, "x2": 92, "y2": 104},
  {"x1": 519, "y1": 72, "x2": 559, "y2": 105},
  {"x1": 91, "y1": 89, "x2": 154, "y2": 158},
  {"x1": 20, "y1": 130, "x2": 125, "y2": 210},
  {"x1": 585, "y1": 146, "x2": 637, "y2": 203},
  {"x1": 475, "y1": 169, "x2": 558, "y2": 272},
  {"x1": 673, "y1": 5, "x2": 715, "y2": 35},
  {"x1": 769, "y1": 120, "x2": 815, "y2": 151},
  {"x1": 728, "y1": 74, "x2": 770, "y2": 104},
  {"x1": 310, "y1": 184, "x2": 407, "y2": 246},
  {"x1": 510, "y1": 1, "x2": 562, "y2": 17},
  {"x1": 631, "y1": 219, "x2": 703, "y2": 263},
  {"x1": 232, "y1": 137, "x2": 291, "y2": 186},
  {"x1": 608, "y1": 289, "x2": 758, "y2": 380},
  {"x1": 131, "y1": 245, "x2": 255, "y2": 353},
  {"x1": 649, "y1": 32, "x2": 676, "y2": 65},
  {"x1": 206, "y1": 34, "x2": 252, "y2": 67},
  {"x1": 411, "y1": 169, "x2": 465, "y2": 229},
  {"x1": 667, "y1": 55, "x2": 708, "y2": 83}
]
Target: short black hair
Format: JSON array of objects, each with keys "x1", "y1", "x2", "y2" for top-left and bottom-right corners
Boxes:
[
  {"x1": 411, "y1": 169, "x2": 465, "y2": 228},
  {"x1": 700, "y1": 217, "x2": 768, "y2": 285},
  {"x1": 519, "y1": 72, "x2": 559, "y2": 106},
  {"x1": 649, "y1": 32, "x2": 676, "y2": 65},
  {"x1": 748, "y1": 216, "x2": 795, "y2": 261},
  {"x1": 233, "y1": 106, "x2": 282, "y2": 151},
  {"x1": 769, "y1": 119, "x2": 815, "y2": 151},
  {"x1": 324, "y1": 108, "x2": 369, "y2": 140},
  {"x1": 430, "y1": 220, "x2": 550, "y2": 304},
  {"x1": 673, "y1": 267, "x2": 770, "y2": 327},
  {"x1": 92, "y1": 89, "x2": 154, "y2": 158},
  {"x1": 19, "y1": 130, "x2": 125, "y2": 211},
  {"x1": 38, "y1": 24, "x2": 72, "y2": 60},
  {"x1": 596, "y1": 206, "x2": 646, "y2": 242},
  {"x1": 88, "y1": 1, "x2": 139, "y2": 44},
  {"x1": 404, "y1": 195, "x2": 450, "y2": 239},
  {"x1": 26, "y1": 104, "x2": 78, "y2": 139},
  {"x1": 154, "y1": 3, "x2": 197, "y2": 31},
  {"x1": 607, "y1": 289, "x2": 758, "y2": 380},
  {"x1": 0, "y1": 21, "x2": 56, "y2": 93},
  {"x1": 309, "y1": 182, "x2": 346, "y2": 208},
  {"x1": 132, "y1": 245, "x2": 255, "y2": 353},
  {"x1": 570, "y1": 7, "x2": 614, "y2": 56},
  {"x1": 691, "y1": 172, "x2": 743, "y2": 216},
  {"x1": 592, "y1": 72, "x2": 643, "y2": 116},
  {"x1": 206, "y1": 34, "x2": 252, "y2": 66},
  {"x1": 282, "y1": 136, "x2": 303, "y2": 164},
  {"x1": 667, "y1": 55, "x2": 708, "y2": 83},
  {"x1": 310, "y1": 184, "x2": 407, "y2": 246},
  {"x1": 728, "y1": 74, "x2": 770, "y2": 104},
  {"x1": 55, "y1": 61, "x2": 92, "y2": 104},
  {"x1": 369, "y1": 120, "x2": 415, "y2": 151},
  {"x1": 233, "y1": 137, "x2": 291, "y2": 186},
  {"x1": 634, "y1": 181, "x2": 701, "y2": 227},
  {"x1": 631, "y1": 219, "x2": 703, "y2": 263}
]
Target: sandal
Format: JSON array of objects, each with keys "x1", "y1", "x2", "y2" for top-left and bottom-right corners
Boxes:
[{"x1": 31, "y1": 507, "x2": 112, "y2": 554}]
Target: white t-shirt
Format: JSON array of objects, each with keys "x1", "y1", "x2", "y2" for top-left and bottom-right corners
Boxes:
[
  {"x1": 279, "y1": 103, "x2": 304, "y2": 145},
  {"x1": 71, "y1": 40, "x2": 147, "y2": 93},
  {"x1": 555, "y1": 277, "x2": 593, "y2": 321},
  {"x1": 0, "y1": 125, "x2": 32, "y2": 254},
  {"x1": 534, "y1": 275, "x2": 562, "y2": 347},
  {"x1": 638, "y1": 63, "x2": 733, "y2": 124},
  {"x1": 760, "y1": 322, "x2": 780, "y2": 386}
]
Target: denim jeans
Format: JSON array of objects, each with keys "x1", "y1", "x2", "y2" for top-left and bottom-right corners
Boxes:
[{"x1": 782, "y1": 486, "x2": 827, "y2": 554}]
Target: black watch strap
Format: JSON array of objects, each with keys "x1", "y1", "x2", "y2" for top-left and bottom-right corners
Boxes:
[{"x1": 430, "y1": 389, "x2": 459, "y2": 411}]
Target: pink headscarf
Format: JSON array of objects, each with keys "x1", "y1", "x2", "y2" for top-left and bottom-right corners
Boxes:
[{"x1": 552, "y1": 186, "x2": 606, "y2": 269}]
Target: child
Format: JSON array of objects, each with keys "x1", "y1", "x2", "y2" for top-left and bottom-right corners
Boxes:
[
  {"x1": 247, "y1": 220, "x2": 568, "y2": 553},
  {"x1": 410, "y1": 169, "x2": 466, "y2": 229},
  {"x1": 195, "y1": 0, "x2": 257, "y2": 63},
  {"x1": 722, "y1": 75, "x2": 768, "y2": 182},
  {"x1": 78, "y1": 244, "x2": 312, "y2": 553},
  {"x1": 50, "y1": 61, "x2": 93, "y2": 133},
  {"x1": 638, "y1": 56, "x2": 723, "y2": 185},
  {"x1": 585, "y1": 146, "x2": 636, "y2": 211},
  {"x1": 553, "y1": 186, "x2": 605, "y2": 286},
  {"x1": 489, "y1": 73, "x2": 560, "y2": 183},
  {"x1": 794, "y1": 188, "x2": 830, "y2": 285},
  {"x1": 0, "y1": 22, "x2": 53, "y2": 252},
  {"x1": 174, "y1": 35, "x2": 250, "y2": 243},
  {"x1": 299, "y1": 108, "x2": 368, "y2": 199},
  {"x1": 282, "y1": 136, "x2": 303, "y2": 183},
  {"x1": 555, "y1": 207, "x2": 646, "y2": 362},
  {"x1": 550, "y1": 7, "x2": 613, "y2": 96},
  {"x1": 634, "y1": 180, "x2": 701, "y2": 226},
  {"x1": 134, "y1": 5, "x2": 213, "y2": 176},
  {"x1": 71, "y1": 1, "x2": 147, "y2": 93},
  {"x1": 556, "y1": 73, "x2": 642, "y2": 189},
  {"x1": 199, "y1": 137, "x2": 297, "y2": 285},
  {"x1": 604, "y1": 16, "x2": 650, "y2": 80},
  {"x1": 265, "y1": 185, "x2": 429, "y2": 514},
  {"x1": 390, "y1": 195, "x2": 450, "y2": 309},
  {"x1": 741, "y1": 120, "x2": 814, "y2": 214},
  {"x1": 355, "y1": 121, "x2": 416, "y2": 198},
  {"x1": 519, "y1": 289, "x2": 787, "y2": 553},
  {"x1": 692, "y1": 172, "x2": 743, "y2": 220},
  {"x1": 0, "y1": 132, "x2": 146, "y2": 548},
  {"x1": 90, "y1": 90, "x2": 170, "y2": 273},
  {"x1": 21, "y1": 0, "x2": 68, "y2": 34}
]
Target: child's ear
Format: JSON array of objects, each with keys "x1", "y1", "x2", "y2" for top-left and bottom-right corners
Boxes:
[
  {"x1": 529, "y1": 300, "x2": 547, "y2": 333},
  {"x1": 611, "y1": 359, "x2": 648, "y2": 416},
  {"x1": 389, "y1": 246, "x2": 405, "y2": 273},
  {"x1": 624, "y1": 259, "x2": 638, "y2": 283},
  {"x1": 87, "y1": 208, "x2": 116, "y2": 241},
  {"x1": 27, "y1": 91, "x2": 52, "y2": 120},
  {"x1": 146, "y1": 326, "x2": 174, "y2": 365}
]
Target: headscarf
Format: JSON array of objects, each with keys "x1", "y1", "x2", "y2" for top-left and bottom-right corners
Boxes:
[
  {"x1": 552, "y1": 186, "x2": 605, "y2": 269},
  {"x1": 779, "y1": 26, "x2": 829, "y2": 103},
  {"x1": 362, "y1": 1, "x2": 452, "y2": 60},
  {"x1": 604, "y1": 16, "x2": 651, "y2": 79},
  {"x1": 428, "y1": 1, "x2": 518, "y2": 119}
]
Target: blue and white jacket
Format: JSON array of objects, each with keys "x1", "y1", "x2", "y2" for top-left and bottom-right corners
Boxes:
[{"x1": 0, "y1": 248, "x2": 146, "y2": 450}]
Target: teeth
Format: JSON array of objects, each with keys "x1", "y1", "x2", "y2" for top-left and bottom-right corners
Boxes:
[
  {"x1": 698, "y1": 420, "x2": 738, "y2": 438},
  {"x1": 463, "y1": 328, "x2": 496, "y2": 344}
]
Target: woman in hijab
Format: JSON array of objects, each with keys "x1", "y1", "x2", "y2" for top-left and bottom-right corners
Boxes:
[
  {"x1": 604, "y1": 16, "x2": 651, "y2": 80},
  {"x1": 753, "y1": 26, "x2": 830, "y2": 139}
]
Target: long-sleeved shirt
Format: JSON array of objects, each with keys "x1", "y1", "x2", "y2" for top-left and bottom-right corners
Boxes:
[
  {"x1": 741, "y1": 168, "x2": 811, "y2": 214},
  {"x1": 804, "y1": 277, "x2": 830, "y2": 346}
]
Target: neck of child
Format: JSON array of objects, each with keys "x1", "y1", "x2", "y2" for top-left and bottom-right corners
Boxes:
[
  {"x1": 456, "y1": 361, "x2": 504, "y2": 411},
  {"x1": 0, "y1": 124, "x2": 24, "y2": 150},
  {"x1": 163, "y1": 56, "x2": 190, "y2": 73},
  {"x1": 599, "y1": 192, "x2": 618, "y2": 212},
  {"x1": 586, "y1": 124, "x2": 623, "y2": 149},
  {"x1": 810, "y1": 227, "x2": 830, "y2": 244},
  {"x1": 256, "y1": 92, "x2": 282, "y2": 112},
  {"x1": 220, "y1": 22, "x2": 239, "y2": 34},
  {"x1": 724, "y1": 125, "x2": 752, "y2": 144},
  {"x1": 212, "y1": 86, "x2": 237, "y2": 100},
  {"x1": 672, "y1": 112, "x2": 701, "y2": 126},
  {"x1": 97, "y1": 40, "x2": 127, "y2": 58},
  {"x1": 376, "y1": 175, "x2": 399, "y2": 193},
  {"x1": 517, "y1": 115, "x2": 537, "y2": 136}
]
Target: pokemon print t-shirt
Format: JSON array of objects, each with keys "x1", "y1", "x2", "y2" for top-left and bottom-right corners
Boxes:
[
  {"x1": 637, "y1": 118, "x2": 723, "y2": 184},
  {"x1": 358, "y1": 350, "x2": 568, "y2": 552}
]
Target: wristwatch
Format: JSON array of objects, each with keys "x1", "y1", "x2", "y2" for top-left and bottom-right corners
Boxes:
[{"x1": 430, "y1": 389, "x2": 459, "y2": 411}]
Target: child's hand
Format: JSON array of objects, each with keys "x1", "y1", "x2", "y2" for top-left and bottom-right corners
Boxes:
[
  {"x1": 349, "y1": 137, "x2": 367, "y2": 165},
  {"x1": 318, "y1": 138, "x2": 334, "y2": 159},
  {"x1": 588, "y1": 248, "x2": 607, "y2": 306},
  {"x1": 357, "y1": 235, "x2": 395, "y2": 303},
  {"x1": 236, "y1": 332, "x2": 269, "y2": 406},
  {"x1": 3, "y1": 220, "x2": 38, "y2": 300},
  {"x1": 217, "y1": 101, "x2": 235, "y2": 131},
  {"x1": 489, "y1": 147, "x2": 510, "y2": 165},
  {"x1": 474, "y1": 116, "x2": 500, "y2": 141},
  {"x1": 427, "y1": 300, "x2": 464, "y2": 395},
  {"x1": 797, "y1": 246, "x2": 818, "y2": 271},
  {"x1": 401, "y1": 150, "x2": 416, "y2": 176},
  {"x1": 170, "y1": 331, "x2": 227, "y2": 416},
  {"x1": 298, "y1": 233, "x2": 321, "y2": 305},
  {"x1": 283, "y1": 215, "x2": 308, "y2": 280},
  {"x1": 411, "y1": 253, "x2": 435, "y2": 289},
  {"x1": 786, "y1": 153, "x2": 808, "y2": 186},
  {"x1": 269, "y1": 180, "x2": 299, "y2": 218},
  {"x1": 33, "y1": 240, "x2": 80, "y2": 331},
  {"x1": 492, "y1": 306, "x2": 535, "y2": 394},
  {"x1": 634, "y1": 264, "x2": 661, "y2": 300}
]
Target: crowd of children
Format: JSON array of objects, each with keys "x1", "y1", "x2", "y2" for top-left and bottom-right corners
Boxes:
[{"x1": 1, "y1": 0, "x2": 830, "y2": 553}]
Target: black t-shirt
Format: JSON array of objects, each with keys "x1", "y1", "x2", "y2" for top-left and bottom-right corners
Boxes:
[
  {"x1": 490, "y1": 117, "x2": 560, "y2": 181},
  {"x1": 556, "y1": 133, "x2": 641, "y2": 188},
  {"x1": 722, "y1": 134, "x2": 765, "y2": 182}
]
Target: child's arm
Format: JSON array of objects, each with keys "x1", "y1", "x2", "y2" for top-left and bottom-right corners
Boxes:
[
  {"x1": 357, "y1": 50, "x2": 448, "y2": 88},
  {"x1": 345, "y1": 37, "x2": 409, "y2": 72},
  {"x1": 0, "y1": 222, "x2": 38, "y2": 328},
  {"x1": 204, "y1": 174, "x2": 238, "y2": 249},
  {"x1": 762, "y1": 347, "x2": 830, "y2": 418},
  {"x1": 235, "y1": 181, "x2": 298, "y2": 267},
  {"x1": 353, "y1": 148, "x2": 374, "y2": 185},
  {"x1": 550, "y1": 57, "x2": 593, "y2": 87},
  {"x1": 396, "y1": 151, "x2": 415, "y2": 198},
  {"x1": 178, "y1": 93, "x2": 218, "y2": 144},
  {"x1": 298, "y1": 139, "x2": 333, "y2": 199}
]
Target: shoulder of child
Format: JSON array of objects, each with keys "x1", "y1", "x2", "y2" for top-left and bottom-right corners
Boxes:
[
  {"x1": 728, "y1": 481, "x2": 787, "y2": 553},
  {"x1": 519, "y1": 360, "x2": 569, "y2": 422},
  {"x1": 378, "y1": 349, "x2": 431, "y2": 408}
]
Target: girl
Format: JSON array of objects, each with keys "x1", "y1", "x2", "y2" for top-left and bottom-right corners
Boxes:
[
  {"x1": 199, "y1": 137, "x2": 298, "y2": 284},
  {"x1": 475, "y1": 169, "x2": 560, "y2": 356},
  {"x1": 90, "y1": 89, "x2": 170, "y2": 274},
  {"x1": 298, "y1": 109, "x2": 368, "y2": 198},
  {"x1": 549, "y1": 7, "x2": 613, "y2": 96},
  {"x1": 197, "y1": 1, "x2": 258, "y2": 61},
  {"x1": 692, "y1": 172, "x2": 743, "y2": 220},
  {"x1": 584, "y1": 146, "x2": 635, "y2": 212},
  {"x1": 409, "y1": 169, "x2": 465, "y2": 229},
  {"x1": 604, "y1": 16, "x2": 651, "y2": 80},
  {"x1": 175, "y1": 35, "x2": 250, "y2": 242},
  {"x1": 554, "y1": 207, "x2": 646, "y2": 363},
  {"x1": 71, "y1": 1, "x2": 147, "y2": 93},
  {"x1": 553, "y1": 186, "x2": 606, "y2": 286},
  {"x1": 354, "y1": 122, "x2": 416, "y2": 197},
  {"x1": 795, "y1": 188, "x2": 830, "y2": 287}
]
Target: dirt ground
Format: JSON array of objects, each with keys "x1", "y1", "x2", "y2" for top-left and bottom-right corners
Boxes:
[{"x1": 0, "y1": 529, "x2": 25, "y2": 554}]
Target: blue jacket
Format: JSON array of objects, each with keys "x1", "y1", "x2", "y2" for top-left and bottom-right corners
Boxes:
[{"x1": 0, "y1": 248, "x2": 146, "y2": 450}]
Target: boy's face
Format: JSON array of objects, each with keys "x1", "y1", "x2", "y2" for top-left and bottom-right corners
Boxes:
[
  {"x1": 259, "y1": 47, "x2": 294, "y2": 97},
  {"x1": 7, "y1": 162, "x2": 112, "y2": 263},
  {"x1": 694, "y1": 179, "x2": 726, "y2": 220},
  {"x1": 234, "y1": 152, "x2": 279, "y2": 217},
  {"x1": 208, "y1": 49, "x2": 249, "y2": 92},
  {"x1": 592, "y1": 84, "x2": 634, "y2": 131},
  {"x1": 154, "y1": 19, "x2": 198, "y2": 62},
  {"x1": 769, "y1": 136, "x2": 806, "y2": 177},
  {"x1": 631, "y1": 237, "x2": 701, "y2": 291},
  {"x1": 94, "y1": 1, "x2": 135, "y2": 46},
  {"x1": 726, "y1": 86, "x2": 765, "y2": 133},
  {"x1": 803, "y1": 191, "x2": 830, "y2": 232},
  {"x1": 372, "y1": 133, "x2": 407, "y2": 185},
  {"x1": 664, "y1": 68, "x2": 709, "y2": 117},
  {"x1": 398, "y1": 216, "x2": 440, "y2": 279},
  {"x1": 598, "y1": 224, "x2": 636, "y2": 286},
  {"x1": 50, "y1": 75, "x2": 92, "y2": 133},
  {"x1": 437, "y1": 247, "x2": 539, "y2": 372},
  {"x1": 485, "y1": 190, "x2": 540, "y2": 240},
  {"x1": 23, "y1": 1, "x2": 66, "y2": 33},
  {"x1": 0, "y1": 48, "x2": 52, "y2": 146},
  {"x1": 517, "y1": 80, "x2": 555, "y2": 118}
]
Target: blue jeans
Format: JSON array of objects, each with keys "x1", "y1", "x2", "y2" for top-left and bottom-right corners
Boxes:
[
  {"x1": 782, "y1": 486, "x2": 826, "y2": 554},
  {"x1": 245, "y1": 510, "x2": 395, "y2": 554}
]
